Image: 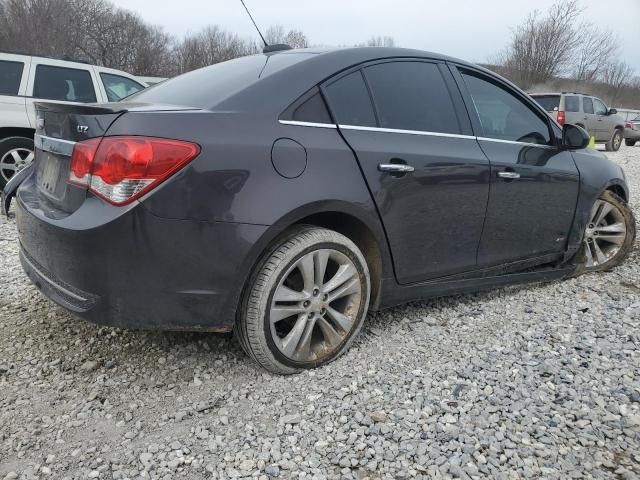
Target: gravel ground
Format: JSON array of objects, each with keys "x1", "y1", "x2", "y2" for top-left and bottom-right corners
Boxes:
[{"x1": 1, "y1": 146, "x2": 639, "y2": 480}]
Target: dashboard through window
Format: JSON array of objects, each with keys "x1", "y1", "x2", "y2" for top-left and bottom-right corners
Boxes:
[{"x1": 461, "y1": 71, "x2": 552, "y2": 146}]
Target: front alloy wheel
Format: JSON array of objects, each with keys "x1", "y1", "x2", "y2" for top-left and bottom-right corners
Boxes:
[
  {"x1": 236, "y1": 226, "x2": 370, "y2": 374},
  {"x1": 580, "y1": 191, "x2": 635, "y2": 271}
]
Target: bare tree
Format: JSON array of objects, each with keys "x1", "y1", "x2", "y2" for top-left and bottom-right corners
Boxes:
[
  {"x1": 572, "y1": 25, "x2": 618, "y2": 82},
  {"x1": 365, "y1": 36, "x2": 396, "y2": 47},
  {"x1": 600, "y1": 60, "x2": 635, "y2": 105},
  {"x1": 263, "y1": 25, "x2": 309, "y2": 48},
  {"x1": 499, "y1": 0, "x2": 583, "y2": 88}
]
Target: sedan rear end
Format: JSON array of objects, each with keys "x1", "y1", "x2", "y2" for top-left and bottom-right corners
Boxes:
[
  {"x1": 625, "y1": 116, "x2": 640, "y2": 146},
  {"x1": 15, "y1": 102, "x2": 268, "y2": 331}
]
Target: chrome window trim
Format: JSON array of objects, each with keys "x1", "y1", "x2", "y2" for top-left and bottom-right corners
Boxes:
[
  {"x1": 476, "y1": 136, "x2": 556, "y2": 149},
  {"x1": 338, "y1": 124, "x2": 476, "y2": 140},
  {"x1": 278, "y1": 120, "x2": 337, "y2": 129},
  {"x1": 277, "y1": 120, "x2": 556, "y2": 149},
  {"x1": 34, "y1": 134, "x2": 76, "y2": 156}
]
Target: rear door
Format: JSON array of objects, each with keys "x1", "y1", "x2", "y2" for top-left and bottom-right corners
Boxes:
[
  {"x1": 582, "y1": 97, "x2": 598, "y2": 139},
  {"x1": 322, "y1": 60, "x2": 490, "y2": 284},
  {"x1": 454, "y1": 67, "x2": 580, "y2": 267},
  {"x1": 592, "y1": 97, "x2": 611, "y2": 140}
]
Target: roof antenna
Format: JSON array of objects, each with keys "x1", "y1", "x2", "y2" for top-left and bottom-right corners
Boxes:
[
  {"x1": 239, "y1": 0, "x2": 267, "y2": 48},
  {"x1": 239, "y1": 0, "x2": 292, "y2": 53}
]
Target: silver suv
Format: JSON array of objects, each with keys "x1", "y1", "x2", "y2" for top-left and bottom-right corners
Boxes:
[{"x1": 530, "y1": 92, "x2": 626, "y2": 151}]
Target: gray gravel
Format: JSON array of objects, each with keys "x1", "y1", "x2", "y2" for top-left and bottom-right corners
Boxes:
[{"x1": 1, "y1": 146, "x2": 639, "y2": 480}]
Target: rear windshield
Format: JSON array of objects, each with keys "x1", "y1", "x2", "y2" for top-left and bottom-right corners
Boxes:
[
  {"x1": 130, "y1": 53, "x2": 312, "y2": 109},
  {"x1": 531, "y1": 95, "x2": 560, "y2": 112}
]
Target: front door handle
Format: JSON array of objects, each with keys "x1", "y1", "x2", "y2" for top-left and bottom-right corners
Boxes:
[
  {"x1": 378, "y1": 164, "x2": 415, "y2": 174},
  {"x1": 497, "y1": 171, "x2": 520, "y2": 180}
]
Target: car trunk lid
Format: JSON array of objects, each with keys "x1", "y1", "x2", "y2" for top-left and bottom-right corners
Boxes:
[{"x1": 32, "y1": 102, "x2": 198, "y2": 216}]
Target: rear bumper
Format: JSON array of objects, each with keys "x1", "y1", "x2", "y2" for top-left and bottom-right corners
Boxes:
[
  {"x1": 16, "y1": 179, "x2": 268, "y2": 331},
  {"x1": 624, "y1": 128, "x2": 640, "y2": 141}
]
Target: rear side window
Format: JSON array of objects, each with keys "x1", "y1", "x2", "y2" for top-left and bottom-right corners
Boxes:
[
  {"x1": 564, "y1": 96, "x2": 580, "y2": 112},
  {"x1": 100, "y1": 73, "x2": 144, "y2": 102},
  {"x1": 461, "y1": 71, "x2": 551, "y2": 146},
  {"x1": 281, "y1": 89, "x2": 332, "y2": 124},
  {"x1": 0, "y1": 60, "x2": 24, "y2": 95},
  {"x1": 34, "y1": 65, "x2": 96, "y2": 103},
  {"x1": 583, "y1": 97, "x2": 594, "y2": 114},
  {"x1": 532, "y1": 95, "x2": 560, "y2": 112},
  {"x1": 324, "y1": 71, "x2": 376, "y2": 127},
  {"x1": 364, "y1": 62, "x2": 460, "y2": 133}
]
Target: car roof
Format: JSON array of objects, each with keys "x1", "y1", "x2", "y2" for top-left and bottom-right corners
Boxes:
[{"x1": 215, "y1": 47, "x2": 477, "y2": 112}]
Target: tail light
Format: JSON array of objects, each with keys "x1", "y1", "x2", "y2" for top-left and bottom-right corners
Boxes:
[
  {"x1": 69, "y1": 136, "x2": 200, "y2": 205},
  {"x1": 557, "y1": 110, "x2": 566, "y2": 126},
  {"x1": 626, "y1": 122, "x2": 632, "y2": 129}
]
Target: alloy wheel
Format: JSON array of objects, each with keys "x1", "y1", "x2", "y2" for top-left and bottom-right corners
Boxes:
[
  {"x1": 613, "y1": 132, "x2": 622, "y2": 150},
  {"x1": 269, "y1": 248, "x2": 363, "y2": 363},
  {"x1": 583, "y1": 199, "x2": 627, "y2": 267},
  {"x1": 0, "y1": 148, "x2": 34, "y2": 183}
]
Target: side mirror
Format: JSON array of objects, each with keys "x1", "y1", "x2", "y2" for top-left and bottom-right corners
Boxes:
[
  {"x1": 562, "y1": 124, "x2": 590, "y2": 150},
  {"x1": 608, "y1": 108, "x2": 617, "y2": 115}
]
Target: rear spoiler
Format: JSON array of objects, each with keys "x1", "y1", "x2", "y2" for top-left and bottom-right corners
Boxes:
[{"x1": 35, "y1": 102, "x2": 200, "y2": 114}]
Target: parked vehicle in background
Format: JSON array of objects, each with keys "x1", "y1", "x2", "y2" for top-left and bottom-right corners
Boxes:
[
  {"x1": 0, "y1": 52, "x2": 147, "y2": 188},
  {"x1": 625, "y1": 114, "x2": 640, "y2": 146},
  {"x1": 616, "y1": 108, "x2": 640, "y2": 123},
  {"x1": 14, "y1": 47, "x2": 635, "y2": 374},
  {"x1": 138, "y1": 76, "x2": 168, "y2": 86},
  {"x1": 530, "y1": 92, "x2": 626, "y2": 152}
]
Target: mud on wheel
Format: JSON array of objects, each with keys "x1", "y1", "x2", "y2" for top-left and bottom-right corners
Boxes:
[
  {"x1": 235, "y1": 226, "x2": 371, "y2": 374},
  {"x1": 577, "y1": 190, "x2": 636, "y2": 273}
]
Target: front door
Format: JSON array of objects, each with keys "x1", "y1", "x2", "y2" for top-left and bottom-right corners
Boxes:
[
  {"x1": 322, "y1": 61, "x2": 491, "y2": 284},
  {"x1": 592, "y1": 97, "x2": 611, "y2": 141},
  {"x1": 455, "y1": 68, "x2": 580, "y2": 267}
]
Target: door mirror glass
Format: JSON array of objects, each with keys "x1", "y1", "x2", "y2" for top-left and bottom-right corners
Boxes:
[
  {"x1": 608, "y1": 108, "x2": 618, "y2": 115},
  {"x1": 562, "y1": 124, "x2": 589, "y2": 149}
]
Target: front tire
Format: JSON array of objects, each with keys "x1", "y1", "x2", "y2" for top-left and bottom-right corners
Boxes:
[
  {"x1": 0, "y1": 136, "x2": 34, "y2": 189},
  {"x1": 577, "y1": 191, "x2": 635, "y2": 273},
  {"x1": 605, "y1": 129, "x2": 623, "y2": 152},
  {"x1": 236, "y1": 226, "x2": 371, "y2": 374}
]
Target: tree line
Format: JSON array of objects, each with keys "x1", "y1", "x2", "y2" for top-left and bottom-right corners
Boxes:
[
  {"x1": 491, "y1": 0, "x2": 640, "y2": 108},
  {"x1": 0, "y1": 0, "x2": 391, "y2": 77},
  {"x1": 1, "y1": 0, "x2": 637, "y2": 108}
]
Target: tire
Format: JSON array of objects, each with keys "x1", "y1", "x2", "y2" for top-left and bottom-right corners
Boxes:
[
  {"x1": 0, "y1": 136, "x2": 34, "y2": 189},
  {"x1": 575, "y1": 190, "x2": 636, "y2": 274},
  {"x1": 235, "y1": 226, "x2": 371, "y2": 374},
  {"x1": 605, "y1": 129, "x2": 623, "y2": 152},
  {"x1": 625, "y1": 139, "x2": 637, "y2": 147}
]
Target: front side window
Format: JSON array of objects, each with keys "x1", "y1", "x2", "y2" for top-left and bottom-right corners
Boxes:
[
  {"x1": 323, "y1": 71, "x2": 376, "y2": 127},
  {"x1": 363, "y1": 61, "x2": 460, "y2": 134},
  {"x1": 461, "y1": 71, "x2": 551, "y2": 146},
  {"x1": 583, "y1": 97, "x2": 594, "y2": 114},
  {"x1": 100, "y1": 73, "x2": 144, "y2": 102},
  {"x1": 0, "y1": 60, "x2": 24, "y2": 95},
  {"x1": 33, "y1": 65, "x2": 96, "y2": 103},
  {"x1": 593, "y1": 98, "x2": 608, "y2": 115},
  {"x1": 564, "y1": 96, "x2": 580, "y2": 112}
]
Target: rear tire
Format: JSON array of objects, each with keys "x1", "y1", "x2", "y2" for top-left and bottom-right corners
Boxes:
[
  {"x1": 575, "y1": 190, "x2": 635, "y2": 274},
  {"x1": 605, "y1": 129, "x2": 623, "y2": 152},
  {"x1": 625, "y1": 139, "x2": 637, "y2": 147},
  {"x1": 0, "y1": 136, "x2": 34, "y2": 189},
  {"x1": 235, "y1": 226, "x2": 371, "y2": 374}
]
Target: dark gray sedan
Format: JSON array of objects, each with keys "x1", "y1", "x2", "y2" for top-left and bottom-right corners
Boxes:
[
  {"x1": 625, "y1": 115, "x2": 640, "y2": 146},
  {"x1": 12, "y1": 47, "x2": 636, "y2": 373}
]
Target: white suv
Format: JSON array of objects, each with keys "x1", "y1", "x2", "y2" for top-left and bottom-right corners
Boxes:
[{"x1": 0, "y1": 53, "x2": 147, "y2": 187}]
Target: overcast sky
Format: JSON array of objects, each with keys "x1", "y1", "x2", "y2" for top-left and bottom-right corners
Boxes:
[{"x1": 112, "y1": 0, "x2": 640, "y2": 72}]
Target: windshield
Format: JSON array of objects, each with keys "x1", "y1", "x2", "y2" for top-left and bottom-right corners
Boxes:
[
  {"x1": 129, "y1": 53, "x2": 313, "y2": 109},
  {"x1": 531, "y1": 95, "x2": 560, "y2": 112}
]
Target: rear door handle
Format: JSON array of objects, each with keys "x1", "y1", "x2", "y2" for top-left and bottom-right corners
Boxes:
[
  {"x1": 378, "y1": 164, "x2": 415, "y2": 174},
  {"x1": 497, "y1": 171, "x2": 520, "y2": 180}
]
